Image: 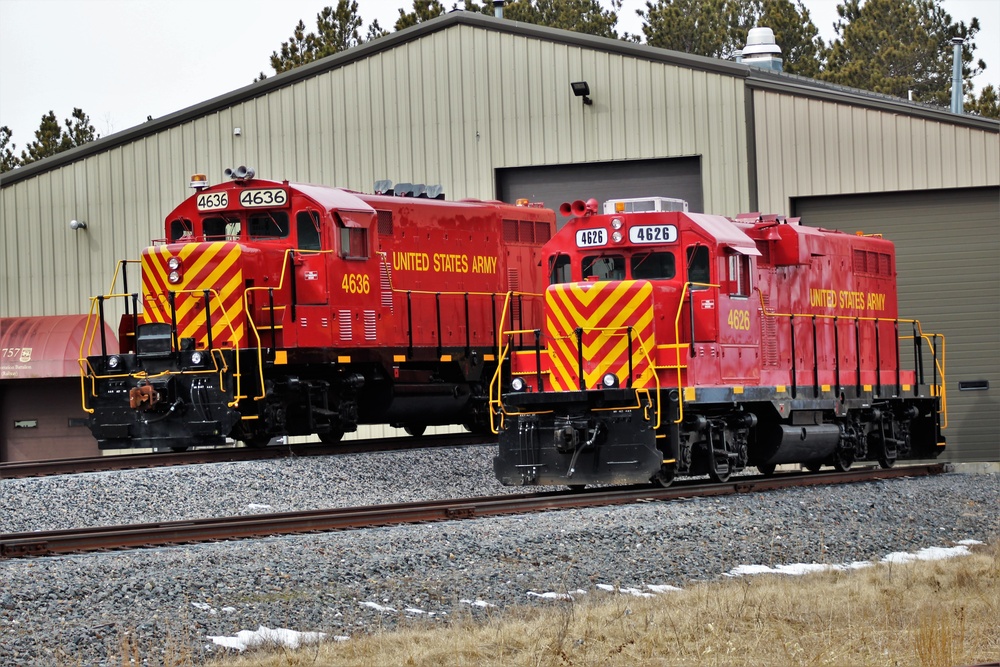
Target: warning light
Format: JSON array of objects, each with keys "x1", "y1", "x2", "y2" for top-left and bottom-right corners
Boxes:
[
  {"x1": 190, "y1": 174, "x2": 209, "y2": 190},
  {"x1": 615, "y1": 201, "x2": 625, "y2": 213},
  {"x1": 515, "y1": 198, "x2": 529, "y2": 206}
]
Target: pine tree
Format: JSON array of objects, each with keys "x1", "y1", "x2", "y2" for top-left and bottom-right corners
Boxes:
[
  {"x1": 0, "y1": 126, "x2": 18, "y2": 173},
  {"x1": 19, "y1": 109, "x2": 97, "y2": 166},
  {"x1": 820, "y1": 0, "x2": 984, "y2": 107},
  {"x1": 395, "y1": 0, "x2": 446, "y2": 31},
  {"x1": 267, "y1": 1, "x2": 381, "y2": 76}
]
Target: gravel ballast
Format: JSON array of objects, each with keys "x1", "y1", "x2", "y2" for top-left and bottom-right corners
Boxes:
[{"x1": 1, "y1": 446, "x2": 996, "y2": 666}]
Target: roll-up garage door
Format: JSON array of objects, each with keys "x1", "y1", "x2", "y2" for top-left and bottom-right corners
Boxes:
[
  {"x1": 497, "y1": 157, "x2": 703, "y2": 229},
  {"x1": 793, "y1": 187, "x2": 999, "y2": 462}
]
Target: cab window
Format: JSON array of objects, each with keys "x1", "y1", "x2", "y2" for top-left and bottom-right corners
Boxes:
[
  {"x1": 582, "y1": 255, "x2": 626, "y2": 281},
  {"x1": 169, "y1": 218, "x2": 192, "y2": 242},
  {"x1": 339, "y1": 227, "x2": 369, "y2": 260},
  {"x1": 728, "y1": 253, "x2": 752, "y2": 297},
  {"x1": 203, "y1": 215, "x2": 240, "y2": 241},
  {"x1": 297, "y1": 211, "x2": 321, "y2": 250},
  {"x1": 549, "y1": 254, "x2": 572, "y2": 284},
  {"x1": 248, "y1": 212, "x2": 289, "y2": 240},
  {"x1": 686, "y1": 246, "x2": 710, "y2": 290},
  {"x1": 631, "y1": 251, "x2": 675, "y2": 280}
]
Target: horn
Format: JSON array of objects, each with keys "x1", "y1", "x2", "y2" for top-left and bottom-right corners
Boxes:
[
  {"x1": 224, "y1": 168, "x2": 234, "y2": 179},
  {"x1": 234, "y1": 165, "x2": 248, "y2": 179},
  {"x1": 559, "y1": 202, "x2": 573, "y2": 216},
  {"x1": 585, "y1": 198, "x2": 599, "y2": 214},
  {"x1": 570, "y1": 199, "x2": 588, "y2": 217}
]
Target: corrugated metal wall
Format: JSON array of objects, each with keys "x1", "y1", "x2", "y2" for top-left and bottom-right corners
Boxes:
[
  {"x1": 793, "y1": 187, "x2": 1000, "y2": 462},
  {"x1": 753, "y1": 89, "x2": 1000, "y2": 215},
  {"x1": 1, "y1": 23, "x2": 748, "y2": 319}
]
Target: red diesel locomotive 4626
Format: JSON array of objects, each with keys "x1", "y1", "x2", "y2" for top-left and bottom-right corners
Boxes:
[
  {"x1": 491, "y1": 197, "x2": 946, "y2": 487},
  {"x1": 80, "y1": 170, "x2": 552, "y2": 450}
]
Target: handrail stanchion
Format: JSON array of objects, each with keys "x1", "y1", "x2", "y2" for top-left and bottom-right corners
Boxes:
[
  {"x1": 97, "y1": 296, "x2": 108, "y2": 357},
  {"x1": 576, "y1": 327, "x2": 585, "y2": 391},
  {"x1": 168, "y1": 291, "x2": 178, "y2": 352},
  {"x1": 203, "y1": 289, "x2": 214, "y2": 350},
  {"x1": 534, "y1": 329, "x2": 543, "y2": 392}
]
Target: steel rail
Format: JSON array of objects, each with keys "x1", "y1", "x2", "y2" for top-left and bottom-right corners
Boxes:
[
  {"x1": 0, "y1": 433, "x2": 495, "y2": 480},
  {"x1": 0, "y1": 463, "x2": 944, "y2": 559}
]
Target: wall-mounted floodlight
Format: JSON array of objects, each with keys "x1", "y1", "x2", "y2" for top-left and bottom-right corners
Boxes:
[
  {"x1": 69, "y1": 219, "x2": 87, "y2": 231},
  {"x1": 571, "y1": 81, "x2": 592, "y2": 105}
]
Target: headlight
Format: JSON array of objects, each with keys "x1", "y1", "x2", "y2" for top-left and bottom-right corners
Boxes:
[
  {"x1": 511, "y1": 377, "x2": 526, "y2": 392},
  {"x1": 167, "y1": 257, "x2": 181, "y2": 270},
  {"x1": 168, "y1": 270, "x2": 181, "y2": 284},
  {"x1": 612, "y1": 231, "x2": 623, "y2": 243},
  {"x1": 602, "y1": 373, "x2": 619, "y2": 388},
  {"x1": 107, "y1": 355, "x2": 121, "y2": 370},
  {"x1": 190, "y1": 351, "x2": 204, "y2": 365},
  {"x1": 611, "y1": 217, "x2": 623, "y2": 230}
]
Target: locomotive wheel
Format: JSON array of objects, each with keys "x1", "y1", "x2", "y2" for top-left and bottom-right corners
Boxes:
[
  {"x1": 567, "y1": 484, "x2": 586, "y2": 492},
  {"x1": 708, "y1": 458, "x2": 731, "y2": 483},
  {"x1": 878, "y1": 454, "x2": 897, "y2": 469},
  {"x1": 833, "y1": 451, "x2": 854, "y2": 472},
  {"x1": 804, "y1": 462, "x2": 823, "y2": 473},
  {"x1": 756, "y1": 463, "x2": 777, "y2": 476},
  {"x1": 242, "y1": 435, "x2": 271, "y2": 448},
  {"x1": 318, "y1": 429, "x2": 344, "y2": 444},
  {"x1": 653, "y1": 464, "x2": 676, "y2": 488},
  {"x1": 170, "y1": 446, "x2": 189, "y2": 453},
  {"x1": 403, "y1": 424, "x2": 427, "y2": 437}
]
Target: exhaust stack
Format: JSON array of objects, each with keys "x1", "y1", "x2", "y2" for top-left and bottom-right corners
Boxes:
[{"x1": 951, "y1": 37, "x2": 964, "y2": 114}]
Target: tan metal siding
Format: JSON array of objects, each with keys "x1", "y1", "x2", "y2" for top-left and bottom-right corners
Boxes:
[
  {"x1": 755, "y1": 89, "x2": 1000, "y2": 214},
  {"x1": 793, "y1": 187, "x2": 1000, "y2": 462}
]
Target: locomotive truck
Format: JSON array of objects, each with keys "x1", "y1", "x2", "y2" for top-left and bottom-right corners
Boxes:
[
  {"x1": 80, "y1": 170, "x2": 552, "y2": 450},
  {"x1": 491, "y1": 197, "x2": 946, "y2": 487}
]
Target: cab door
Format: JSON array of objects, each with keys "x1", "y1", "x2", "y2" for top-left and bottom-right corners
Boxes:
[
  {"x1": 684, "y1": 244, "x2": 718, "y2": 343},
  {"x1": 718, "y1": 251, "x2": 761, "y2": 382},
  {"x1": 293, "y1": 211, "x2": 328, "y2": 306}
]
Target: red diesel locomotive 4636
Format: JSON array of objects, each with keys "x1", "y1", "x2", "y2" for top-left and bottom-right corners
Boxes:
[
  {"x1": 492, "y1": 197, "x2": 946, "y2": 487},
  {"x1": 80, "y1": 170, "x2": 552, "y2": 450}
]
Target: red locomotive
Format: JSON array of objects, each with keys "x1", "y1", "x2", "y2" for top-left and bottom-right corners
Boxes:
[
  {"x1": 492, "y1": 196, "x2": 946, "y2": 487},
  {"x1": 80, "y1": 170, "x2": 552, "y2": 450}
]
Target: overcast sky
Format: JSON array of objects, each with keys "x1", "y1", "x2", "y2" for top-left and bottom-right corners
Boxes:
[{"x1": 1, "y1": 0, "x2": 997, "y2": 147}]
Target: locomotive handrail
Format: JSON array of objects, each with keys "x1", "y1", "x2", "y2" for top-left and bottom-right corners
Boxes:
[
  {"x1": 490, "y1": 322, "x2": 663, "y2": 431},
  {"x1": 79, "y1": 287, "x2": 246, "y2": 411},
  {"x1": 753, "y1": 290, "x2": 947, "y2": 426},
  {"x1": 672, "y1": 281, "x2": 718, "y2": 424}
]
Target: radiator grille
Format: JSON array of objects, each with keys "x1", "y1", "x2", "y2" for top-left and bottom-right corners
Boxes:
[
  {"x1": 380, "y1": 262, "x2": 393, "y2": 311},
  {"x1": 364, "y1": 311, "x2": 377, "y2": 340},
  {"x1": 339, "y1": 310, "x2": 352, "y2": 341},
  {"x1": 761, "y1": 293, "x2": 778, "y2": 368}
]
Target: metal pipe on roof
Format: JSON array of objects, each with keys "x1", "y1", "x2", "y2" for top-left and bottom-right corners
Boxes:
[{"x1": 951, "y1": 37, "x2": 964, "y2": 114}]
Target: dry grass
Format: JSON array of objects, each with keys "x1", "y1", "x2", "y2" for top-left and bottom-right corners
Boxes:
[{"x1": 198, "y1": 540, "x2": 1000, "y2": 667}]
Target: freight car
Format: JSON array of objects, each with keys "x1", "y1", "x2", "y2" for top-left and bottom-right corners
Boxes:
[
  {"x1": 80, "y1": 170, "x2": 552, "y2": 450},
  {"x1": 491, "y1": 196, "x2": 946, "y2": 487}
]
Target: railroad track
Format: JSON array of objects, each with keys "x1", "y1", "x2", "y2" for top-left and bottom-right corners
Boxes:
[
  {"x1": 0, "y1": 463, "x2": 945, "y2": 559},
  {"x1": 0, "y1": 432, "x2": 495, "y2": 479}
]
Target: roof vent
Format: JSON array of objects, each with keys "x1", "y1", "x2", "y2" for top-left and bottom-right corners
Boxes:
[{"x1": 741, "y1": 27, "x2": 782, "y2": 73}]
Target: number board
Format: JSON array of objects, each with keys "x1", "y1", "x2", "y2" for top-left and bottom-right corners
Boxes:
[
  {"x1": 239, "y1": 188, "x2": 288, "y2": 208},
  {"x1": 628, "y1": 225, "x2": 678, "y2": 244},
  {"x1": 196, "y1": 191, "x2": 229, "y2": 211},
  {"x1": 575, "y1": 228, "x2": 607, "y2": 248}
]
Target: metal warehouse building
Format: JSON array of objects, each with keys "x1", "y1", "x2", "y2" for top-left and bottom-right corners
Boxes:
[{"x1": 1, "y1": 12, "x2": 998, "y2": 461}]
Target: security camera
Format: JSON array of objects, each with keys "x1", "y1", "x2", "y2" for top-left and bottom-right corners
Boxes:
[{"x1": 70, "y1": 219, "x2": 87, "y2": 231}]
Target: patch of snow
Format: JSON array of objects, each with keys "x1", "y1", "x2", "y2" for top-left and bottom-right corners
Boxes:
[
  {"x1": 646, "y1": 584, "x2": 683, "y2": 593},
  {"x1": 208, "y1": 626, "x2": 326, "y2": 652},
  {"x1": 460, "y1": 598, "x2": 497, "y2": 608},
  {"x1": 360, "y1": 601, "x2": 397, "y2": 613}
]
